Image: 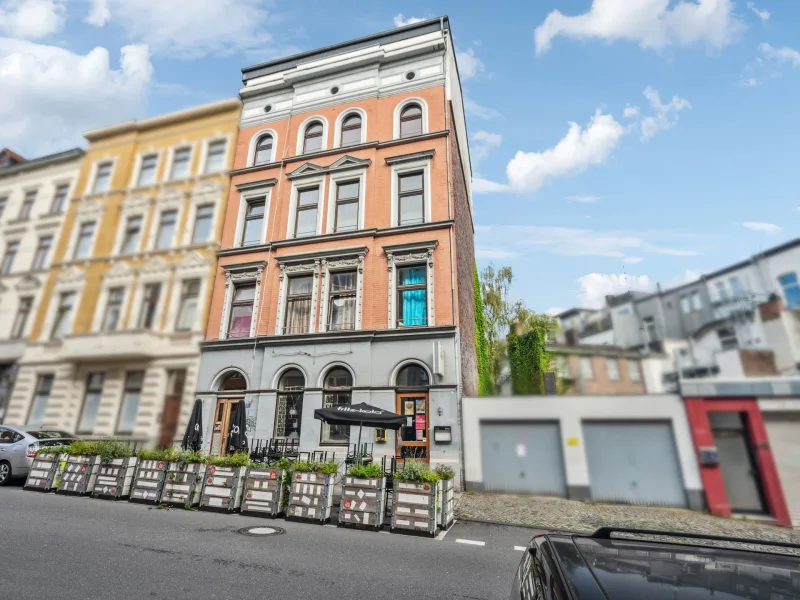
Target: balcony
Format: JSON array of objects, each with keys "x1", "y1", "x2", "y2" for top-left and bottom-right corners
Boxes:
[
  {"x1": 711, "y1": 294, "x2": 759, "y2": 321},
  {"x1": 59, "y1": 330, "x2": 198, "y2": 361}
]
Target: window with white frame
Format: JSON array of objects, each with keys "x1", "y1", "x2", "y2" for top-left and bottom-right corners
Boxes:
[
  {"x1": 579, "y1": 356, "x2": 593, "y2": 379},
  {"x1": 241, "y1": 198, "x2": 265, "y2": 246},
  {"x1": 717, "y1": 327, "x2": 738, "y2": 351},
  {"x1": 333, "y1": 180, "x2": 359, "y2": 232},
  {"x1": 691, "y1": 291, "x2": 702, "y2": 310},
  {"x1": 204, "y1": 140, "x2": 227, "y2": 173},
  {"x1": 0, "y1": 240, "x2": 19, "y2": 274},
  {"x1": 78, "y1": 373, "x2": 104, "y2": 434},
  {"x1": 399, "y1": 104, "x2": 423, "y2": 138},
  {"x1": 93, "y1": 162, "x2": 113, "y2": 194},
  {"x1": 398, "y1": 172, "x2": 424, "y2": 226},
  {"x1": 779, "y1": 272, "x2": 800, "y2": 308},
  {"x1": 220, "y1": 263, "x2": 265, "y2": 339},
  {"x1": 28, "y1": 374, "x2": 54, "y2": 428},
  {"x1": 628, "y1": 360, "x2": 641, "y2": 382},
  {"x1": 154, "y1": 210, "x2": 177, "y2": 250},
  {"x1": 715, "y1": 281, "x2": 728, "y2": 301},
  {"x1": 284, "y1": 275, "x2": 313, "y2": 334},
  {"x1": 73, "y1": 221, "x2": 96, "y2": 259},
  {"x1": 137, "y1": 154, "x2": 158, "y2": 187},
  {"x1": 10, "y1": 297, "x2": 33, "y2": 340},
  {"x1": 397, "y1": 265, "x2": 427, "y2": 327},
  {"x1": 19, "y1": 189, "x2": 36, "y2": 220},
  {"x1": 50, "y1": 183, "x2": 69, "y2": 213},
  {"x1": 120, "y1": 215, "x2": 143, "y2": 254},
  {"x1": 192, "y1": 204, "x2": 214, "y2": 244},
  {"x1": 680, "y1": 295, "x2": 691, "y2": 314},
  {"x1": 254, "y1": 134, "x2": 274, "y2": 165},
  {"x1": 386, "y1": 245, "x2": 434, "y2": 329},
  {"x1": 340, "y1": 114, "x2": 362, "y2": 147},
  {"x1": 321, "y1": 367, "x2": 352, "y2": 444},
  {"x1": 294, "y1": 186, "x2": 319, "y2": 238},
  {"x1": 101, "y1": 287, "x2": 125, "y2": 332},
  {"x1": 327, "y1": 271, "x2": 357, "y2": 331},
  {"x1": 170, "y1": 147, "x2": 191, "y2": 180},
  {"x1": 31, "y1": 235, "x2": 52, "y2": 271},
  {"x1": 228, "y1": 283, "x2": 256, "y2": 338},
  {"x1": 137, "y1": 283, "x2": 162, "y2": 329},
  {"x1": 50, "y1": 291, "x2": 76, "y2": 339},
  {"x1": 302, "y1": 121, "x2": 324, "y2": 154},
  {"x1": 116, "y1": 371, "x2": 144, "y2": 434},
  {"x1": 606, "y1": 358, "x2": 620, "y2": 381},
  {"x1": 175, "y1": 279, "x2": 201, "y2": 331},
  {"x1": 730, "y1": 276, "x2": 744, "y2": 298}
]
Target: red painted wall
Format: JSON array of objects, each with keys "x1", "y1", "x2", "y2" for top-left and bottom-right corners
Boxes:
[{"x1": 684, "y1": 397, "x2": 791, "y2": 527}]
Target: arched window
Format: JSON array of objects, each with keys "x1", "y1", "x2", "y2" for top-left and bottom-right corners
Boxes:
[
  {"x1": 219, "y1": 371, "x2": 247, "y2": 391},
  {"x1": 254, "y1": 134, "x2": 273, "y2": 165},
  {"x1": 276, "y1": 368, "x2": 304, "y2": 439},
  {"x1": 399, "y1": 104, "x2": 423, "y2": 138},
  {"x1": 302, "y1": 121, "x2": 323, "y2": 153},
  {"x1": 340, "y1": 114, "x2": 362, "y2": 147},
  {"x1": 321, "y1": 367, "x2": 352, "y2": 444},
  {"x1": 396, "y1": 363, "x2": 429, "y2": 387}
]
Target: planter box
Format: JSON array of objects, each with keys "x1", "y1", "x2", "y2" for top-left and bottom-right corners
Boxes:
[
  {"x1": 285, "y1": 472, "x2": 334, "y2": 524},
  {"x1": 24, "y1": 453, "x2": 66, "y2": 492},
  {"x1": 56, "y1": 455, "x2": 100, "y2": 496},
  {"x1": 92, "y1": 457, "x2": 138, "y2": 500},
  {"x1": 240, "y1": 467, "x2": 286, "y2": 518},
  {"x1": 159, "y1": 461, "x2": 203, "y2": 506},
  {"x1": 129, "y1": 459, "x2": 168, "y2": 504},
  {"x1": 437, "y1": 478, "x2": 455, "y2": 530},
  {"x1": 391, "y1": 480, "x2": 437, "y2": 537},
  {"x1": 339, "y1": 476, "x2": 386, "y2": 530},
  {"x1": 199, "y1": 465, "x2": 247, "y2": 513}
]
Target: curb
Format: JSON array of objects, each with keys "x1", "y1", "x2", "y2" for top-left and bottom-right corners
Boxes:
[{"x1": 454, "y1": 515, "x2": 583, "y2": 534}]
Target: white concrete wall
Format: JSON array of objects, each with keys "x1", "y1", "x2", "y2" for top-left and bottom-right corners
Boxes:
[
  {"x1": 763, "y1": 311, "x2": 800, "y2": 374},
  {"x1": 461, "y1": 394, "x2": 702, "y2": 494},
  {"x1": 612, "y1": 304, "x2": 643, "y2": 348},
  {"x1": 580, "y1": 328, "x2": 615, "y2": 346}
]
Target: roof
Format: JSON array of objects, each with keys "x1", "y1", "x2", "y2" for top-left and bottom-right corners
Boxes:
[
  {"x1": 0, "y1": 147, "x2": 84, "y2": 178},
  {"x1": 542, "y1": 529, "x2": 800, "y2": 599},
  {"x1": 557, "y1": 307, "x2": 597, "y2": 319},
  {"x1": 241, "y1": 16, "x2": 450, "y2": 82}
]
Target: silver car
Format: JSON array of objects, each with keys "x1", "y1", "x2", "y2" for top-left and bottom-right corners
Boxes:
[{"x1": 0, "y1": 426, "x2": 77, "y2": 485}]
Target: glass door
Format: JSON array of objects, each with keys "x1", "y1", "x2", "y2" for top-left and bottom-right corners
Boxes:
[
  {"x1": 396, "y1": 393, "x2": 428, "y2": 462},
  {"x1": 210, "y1": 398, "x2": 238, "y2": 456}
]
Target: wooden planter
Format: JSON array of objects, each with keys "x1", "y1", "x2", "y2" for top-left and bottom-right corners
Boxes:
[
  {"x1": 56, "y1": 455, "x2": 100, "y2": 496},
  {"x1": 437, "y1": 478, "x2": 455, "y2": 530},
  {"x1": 285, "y1": 472, "x2": 334, "y2": 524},
  {"x1": 199, "y1": 465, "x2": 247, "y2": 513},
  {"x1": 240, "y1": 467, "x2": 286, "y2": 518},
  {"x1": 391, "y1": 480, "x2": 438, "y2": 537},
  {"x1": 339, "y1": 476, "x2": 386, "y2": 530},
  {"x1": 24, "y1": 453, "x2": 66, "y2": 492},
  {"x1": 159, "y1": 461, "x2": 203, "y2": 506},
  {"x1": 129, "y1": 460, "x2": 168, "y2": 504},
  {"x1": 92, "y1": 457, "x2": 138, "y2": 500}
]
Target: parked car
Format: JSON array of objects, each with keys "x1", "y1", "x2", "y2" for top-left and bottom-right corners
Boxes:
[
  {"x1": 0, "y1": 426, "x2": 78, "y2": 485},
  {"x1": 511, "y1": 527, "x2": 800, "y2": 599}
]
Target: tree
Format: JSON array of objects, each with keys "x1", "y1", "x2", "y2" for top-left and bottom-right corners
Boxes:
[
  {"x1": 473, "y1": 264, "x2": 493, "y2": 396},
  {"x1": 479, "y1": 264, "x2": 517, "y2": 393}
]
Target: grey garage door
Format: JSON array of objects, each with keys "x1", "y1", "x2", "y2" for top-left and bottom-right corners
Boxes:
[
  {"x1": 480, "y1": 422, "x2": 567, "y2": 496},
  {"x1": 583, "y1": 422, "x2": 687, "y2": 507}
]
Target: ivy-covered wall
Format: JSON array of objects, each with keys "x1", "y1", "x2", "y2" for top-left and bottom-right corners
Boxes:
[
  {"x1": 507, "y1": 328, "x2": 549, "y2": 395},
  {"x1": 474, "y1": 264, "x2": 493, "y2": 395}
]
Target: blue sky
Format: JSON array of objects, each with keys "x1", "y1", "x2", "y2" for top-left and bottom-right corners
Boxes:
[{"x1": 1, "y1": 0, "x2": 798, "y2": 313}]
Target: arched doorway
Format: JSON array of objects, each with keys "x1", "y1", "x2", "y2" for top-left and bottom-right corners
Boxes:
[
  {"x1": 274, "y1": 369, "x2": 304, "y2": 441},
  {"x1": 395, "y1": 363, "x2": 430, "y2": 461},
  {"x1": 210, "y1": 370, "x2": 247, "y2": 456}
]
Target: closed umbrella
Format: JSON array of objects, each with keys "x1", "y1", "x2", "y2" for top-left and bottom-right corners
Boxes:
[
  {"x1": 314, "y1": 402, "x2": 405, "y2": 463},
  {"x1": 227, "y1": 401, "x2": 249, "y2": 454},
  {"x1": 182, "y1": 398, "x2": 203, "y2": 452}
]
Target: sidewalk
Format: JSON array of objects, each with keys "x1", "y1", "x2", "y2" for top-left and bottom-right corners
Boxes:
[{"x1": 456, "y1": 493, "x2": 800, "y2": 543}]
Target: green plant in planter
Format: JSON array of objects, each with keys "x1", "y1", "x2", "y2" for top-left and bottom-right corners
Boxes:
[
  {"x1": 433, "y1": 464, "x2": 455, "y2": 481},
  {"x1": 348, "y1": 462, "x2": 384, "y2": 478},
  {"x1": 36, "y1": 444, "x2": 70, "y2": 456},
  {"x1": 137, "y1": 448, "x2": 171, "y2": 461},
  {"x1": 207, "y1": 451, "x2": 250, "y2": 468},
  {"x1": 292, "y1": 460, "x2": 339, "y2": 475},
  {"x1": 394, "y1": 462, "x2": 440, "y2": 484}
]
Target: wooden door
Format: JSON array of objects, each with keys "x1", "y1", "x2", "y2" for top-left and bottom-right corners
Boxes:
[
  {"x1": 210, "y1": 398, "x2": 238, "y2": 457},
  {"x1": 158, "y1": 369, "x2": 186, "y2": 449},
  {"x1": 396, "y1": 392, "x2": 429, "y2": 462}
]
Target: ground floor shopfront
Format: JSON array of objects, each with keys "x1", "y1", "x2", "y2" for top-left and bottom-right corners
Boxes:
[{"x1": 196, "y1": 326, "x2": 463, "y2": 482}]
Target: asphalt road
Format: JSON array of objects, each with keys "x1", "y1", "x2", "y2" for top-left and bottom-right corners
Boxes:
[{"x1": 0, "y1": 484, "x2": 534, "y2": 600}]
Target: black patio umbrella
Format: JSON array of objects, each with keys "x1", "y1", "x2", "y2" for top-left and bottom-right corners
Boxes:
[
  {"x1": 314, "y1": 403, "x2": 405, "y2": 461},
  {"x1": 182, "y1": 398, "x2": 203, "y2": 452},
  {"x1": 227, "y1": 401, "x2": 249, "y2": 454}
]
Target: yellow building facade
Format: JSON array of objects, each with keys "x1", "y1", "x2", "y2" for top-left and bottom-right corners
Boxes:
[{"x1": 4, "y1": 99, "x2": 241, "y2": 447}]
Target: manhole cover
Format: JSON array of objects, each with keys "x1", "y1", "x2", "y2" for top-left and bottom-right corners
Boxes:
[{"x1": 238, "y1": 526, "x2": 285, "y2": 537}]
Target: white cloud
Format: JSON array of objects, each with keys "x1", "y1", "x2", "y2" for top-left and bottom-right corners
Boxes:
[
  {"x1": 0, "y1": 0, "x2": 66, "y2": 39},
  {"x1": 623, "y1": 104, "x2": 640, "y2": 118},
  {"x1": 504, "y1": 110, "x2": 626, "y2": 193},
  {"x1": 100, "y1": 0, "x2": 272, "y2": 58},
  {"x1": 741, "y1": 43, "x2": 800, "y2": 88},
  {"x1": 535, "y1": 0, "x2": 743, "y2": 55},
  {"x1": 475, "y1": 247, "x2": 521, "y2": 260},
  {"x1": 747, "y1": 2, "x2": 770, "y2": 21},
  {"x1": 637, "y1": 86, "x2": 691, "y2": 140},
  {"x1": 567, "y1": 195, "x2": 600, "y2": 203},
  {"x1": 665, "y1": 269, "x2": 701, "y2": 288},
  {"x1": 758, "y1": 42, "x2": 800, "y2": 67},
  {"x1": 464, "y1": 96, "x2": 500, "y2": 120},
  {"x1": 741, "y1": 76, "x2": 760, "y2": 87},
  {"x1": 743, "y1": 221, "x2": 781, "y2": 234},
  {"x1": 456, "y1": 47, "x2": 484, "y2": 80},
  {"x1": 0, "y1": 39, "x2": 152, "y2": 154},
  {"x1": 623, "y1": 256, "x2": 644, "y2": 264},
  {"x1": 577, "y1": 273, "x2": 653, "y2": 309},
  {"x1": 472, "y1": 177, "x2": 510, "y2": 194},
  {"x1": 393, "y1": 14, "x2": 426, "y2": 27},
  {"x1": 470, "y1": 130, "x2": 502, "y2": 162},
  {"x1": 85, "y1": 0, "x2": 110, "y2": 27}
]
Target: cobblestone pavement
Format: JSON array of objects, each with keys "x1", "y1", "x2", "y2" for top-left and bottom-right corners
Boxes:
[{"x1": 456, "y1": 493, "x2": 800, "y2": 547}]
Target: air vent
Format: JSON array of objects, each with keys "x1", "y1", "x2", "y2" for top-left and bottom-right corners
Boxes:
[{"x1": 264, "y1": 104, "x2": 272, "y2": 113}]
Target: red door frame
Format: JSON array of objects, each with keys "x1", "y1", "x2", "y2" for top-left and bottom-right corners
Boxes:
[{"x1": 684, "y1": 397, "x2": 791, "y2": 526}]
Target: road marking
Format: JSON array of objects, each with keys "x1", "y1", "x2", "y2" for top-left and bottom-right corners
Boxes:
[
  {"x1": 436, "y1": 527, "x2": 452, "y2": 541},
  {"x1": 456, "y1": 538, "x2": 486, "y2": 546},
  {"x1": 514, "y1": 546, "x2": 526, "y2": 551}
]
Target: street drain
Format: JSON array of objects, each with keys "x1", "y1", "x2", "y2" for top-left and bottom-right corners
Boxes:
[{"x1": 238, "y1": 525, "x2": 285, "y2": 537}]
